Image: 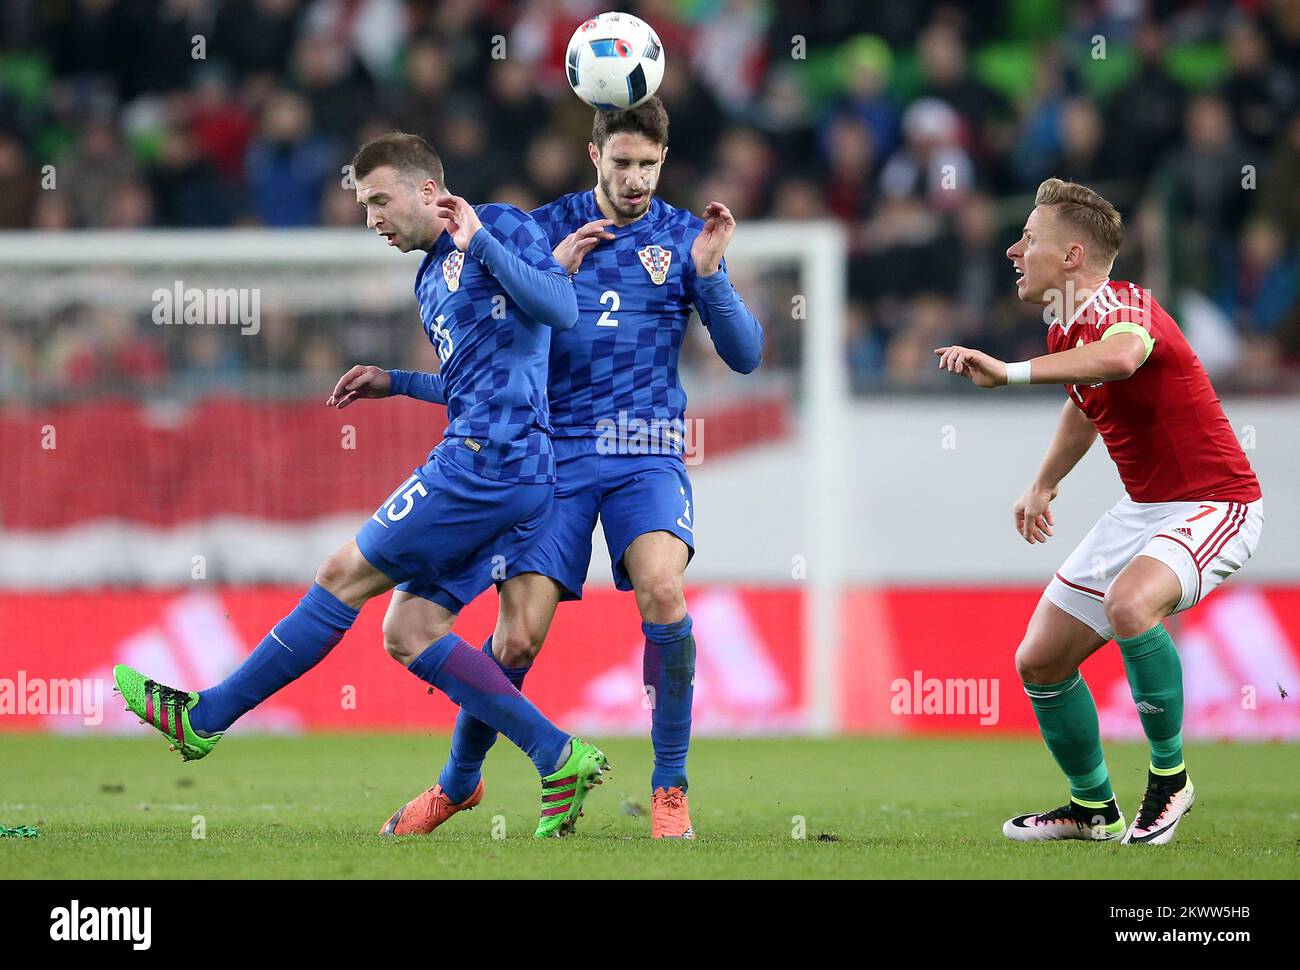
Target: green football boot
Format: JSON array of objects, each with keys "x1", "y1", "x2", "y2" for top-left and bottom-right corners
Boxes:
[
  {"x1": 113, "y1": 664, "x2": 221, "y2": 762},
  {"x1": 533, "y1": 738, "x2": 610, "y2": 838}
]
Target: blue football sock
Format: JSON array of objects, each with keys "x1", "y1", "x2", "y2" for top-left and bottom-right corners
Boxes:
[
  {"x1": 643, "y1": 615, "x2": 695, "y2": 792},
  {"x1": 191, "y1": 583, "x2": 358, "y2": 735},
  {"x1": 437, "y1": 636, "x2": 532, "y2": 803},
  {"x1": 409, "y1": 633, "x2": 563, "y2": 777}
]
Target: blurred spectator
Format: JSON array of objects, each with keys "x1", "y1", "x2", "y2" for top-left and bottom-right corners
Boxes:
[
  {"x1": 490, "y1": 182, "x2": 541, "y2": 213},
  {"x1": 1107, "y1": 22, "x2": 1186, "y2": 184},
  {"x1": 821, "y1": 34, "x2": 900, "y2": 167},
  {"x1": 654, "y1": 59, "x2": 724, "y2": 173},
  {"x1": 845, "y1": 299, "x2": 884, "y2": 391},
  {"x1": 60, "y1": 118, "x2": 143, "y2": 228},
  {"x1": 244, "y1": 89, "x2": 335, "y2": 226},
  {"x1": 188, "y1": 70, "x2": 256, "y2": 182},
  {"x1": 1011, "y1": 50, "x2": 1070, "y2": 188},
  {"x1": 879, "y1": 99, "x2": 974, "y2": 211},
  {"x1": 1258, "y1": 110, "x2": 1300, "y2": 245},
  {"x1": 950, "y1": 192, "x2": 1004, "y2": 321},
  {"x1": 383, "y1": 36, "x2": 451, "y2": 144},
  {"x1": 821, "y1": 112, "x2": 877, "y2": 226},
  {"x1": 525, "y1": 128, "x2": 583, "y2": 202},
  {"x1": 127, "y1": 0, "x2": 212, "y2": 99},
  {"x1": 1221, "y1": 16, "x2": 1297, "y2": 152},
  {"x1": 177, "y1": 325, "x2": 244, "y2": 391},
  {"x1": 771, "y1": 176, "x2": 829, "y2": 221},
  {"x1": 299, "y1": 0, "x2": 406, "y2": 84},
  {"x1": 31, "y1": 191, "x2": 75, "y2": 230},
  {"x1": 0, "y1": 131, "x2": 40, "y2": 228},
  {"x1": 750, "y1": 66, "x2": 817, "y2": 170},
  {"x1": 103, "y1": 179, "x2": 156, "y2": 229},
  {"x1": 711, "y1": 126, "x2": 774, "y2": 219},
  {"x1": 291, "y1": 33, "x2": 374, "y2": 145},
  {"x1": 1053, "y1": 98, "x2": 1122, "y2": 185},
  {"x1": 151, "y1": 126, "x2": 237, "y2": 226},
  {"x1": 299, "y1": 333, "x2": 343, "y2": 383},
  {"x1": 1216, "y1": 219, "x2": 1299, "y2": 334},
  {"x1": 60, "y1": 308, "x2": 168, "y2": 391},
  {"x1": 320, "y1": 176, "x2": 363, "y2": 225},
  {"x1": 1163, "y1": 94, "x2": 1255, "y2": 292},
  {"x1": 915, "y1": 22, "x2": 1013, "y2": 161},
  {"x1": 212, "y1": 0, "x2": 304, "y2": 77},
  {"x1": 438, "y1": 101, "x2": 513, "y2": 200},
  {"x1": 487, "y1": 59, "x2": 555, "y2": 147},
  {"x1": 691, "y1": 0, "x2": 770, "y2": 111}
]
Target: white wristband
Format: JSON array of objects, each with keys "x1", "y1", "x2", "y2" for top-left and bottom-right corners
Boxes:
[{"x1": 1005, "y1": 361, "x2": 1032, "y2": 385}]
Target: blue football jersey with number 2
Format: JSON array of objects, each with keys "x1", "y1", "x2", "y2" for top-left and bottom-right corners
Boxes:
[{"x1": 529, "y1": 191, "x2": 737, "y2": 436}]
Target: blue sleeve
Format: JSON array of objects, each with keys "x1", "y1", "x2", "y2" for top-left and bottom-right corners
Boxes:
[
  {"x1": 388, "y1": 369, "x2": 446, "y2": 405},
  {"x1": 467, "y1": 205, "x2": 578, "y2": 331},
  {"x1": 689, "y1": 263, "x2": 764, "y2": 374}
]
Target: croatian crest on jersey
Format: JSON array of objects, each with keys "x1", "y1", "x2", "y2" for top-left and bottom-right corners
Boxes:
[
  {"x1": 638, "y1": 245, "x2": 671, "y2": 285},
  {"x1": 443, "y1": 250, "x2": 464, "y2": 292}
]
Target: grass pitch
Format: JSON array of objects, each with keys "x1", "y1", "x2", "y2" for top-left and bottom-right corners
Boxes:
[{"x1": 2, "y1": 734, "x2": 1296, "y2": 879}]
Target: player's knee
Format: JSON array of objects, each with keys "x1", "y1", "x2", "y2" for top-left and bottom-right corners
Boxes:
[
  {"x1": 1103, "y1": 587, "x2": 1156, "y2": 639},
  {"x1": 496, "y1": 625, "x2": 543, "y2": 667},
  {"x1": 1015, "y1": 638, "x2": 1072, "y2": 685},
  {"x1": 382, "y1": 626, "x2": 420, "y2": 667},
  {"x1": 381, "y1": 613, "x2": 451, "y2": 667},
  {"x1": 313, "y1": 548, "x2": 354, "y2": 592},
  {"x1": 636, "y1": 571, "x2": 684, "y2": 621}
]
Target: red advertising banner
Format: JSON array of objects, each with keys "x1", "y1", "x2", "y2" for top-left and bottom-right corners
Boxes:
[
  {"x1": 0, "y1": 395, "x2": 788, "y2": 529},
  {"x1": 1, "y1": 585, "x2": 1297, "y2": 739}
]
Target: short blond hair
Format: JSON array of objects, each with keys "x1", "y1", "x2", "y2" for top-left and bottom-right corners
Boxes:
[{"x1": 1034, "y1": 178, "x2": 1123, "y2": 268}]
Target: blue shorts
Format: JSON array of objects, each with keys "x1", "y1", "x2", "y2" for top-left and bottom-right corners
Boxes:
[
  {"x1": 354, "y1": 448, "x2": 553, "y2": 610},
  {"x1": 434, "y1": 436, "x2": 695, "y2": 609}
]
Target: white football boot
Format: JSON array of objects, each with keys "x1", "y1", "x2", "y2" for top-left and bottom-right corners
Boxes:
[
  {"x1": 1003, "y1": 799, "x2": 1126, "y2": 841},
  {"x1": 1122, "y1": 775, "x2": 1195, "y2": 845}
]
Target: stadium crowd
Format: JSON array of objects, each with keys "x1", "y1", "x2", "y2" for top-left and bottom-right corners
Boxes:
[{"x1": 0, "y1": 0, "x2": 1297, "y2": 399}]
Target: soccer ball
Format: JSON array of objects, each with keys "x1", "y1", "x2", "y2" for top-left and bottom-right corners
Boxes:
[{"x1": 565, "y1": 12, "x2": 665, "y2": 111}]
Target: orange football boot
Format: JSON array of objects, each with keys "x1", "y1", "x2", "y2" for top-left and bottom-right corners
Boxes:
[
  {"x1": 380, "y1": 780, "x2": 484, "y2": 836},
  {"x1": 651, "y1": 786, "x2": 695, "y2": 839}
]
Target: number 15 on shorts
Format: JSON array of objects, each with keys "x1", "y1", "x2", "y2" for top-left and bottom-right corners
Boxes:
[{"x1": 371, "y1": 474, "x2": 429, "y2": 529}]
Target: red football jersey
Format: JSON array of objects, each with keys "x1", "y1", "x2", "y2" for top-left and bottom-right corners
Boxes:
[{"x1": 1046, "y1": 279, "x2": 1261, "y2": 503}]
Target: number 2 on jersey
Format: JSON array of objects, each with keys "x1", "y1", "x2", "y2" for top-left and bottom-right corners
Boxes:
[{"x1": 596, "y1": 289, "x2": 620, "y2": 327}]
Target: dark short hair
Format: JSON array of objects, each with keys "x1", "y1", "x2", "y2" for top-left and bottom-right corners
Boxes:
[
  {"x1": 592, "y1": 96, "x2": 669, "y2": 150},
  {"x1": 352, "y1": 132, "x2": 445, "y2": 186}
]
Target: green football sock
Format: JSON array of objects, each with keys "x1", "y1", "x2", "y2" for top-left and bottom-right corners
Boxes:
[
  {"x1": 1023, "y1": 672, "x2": 1114, "y2": 804},
  {"x1": 1117, "y1": 624, "x2": 1184, "y2": 771}
]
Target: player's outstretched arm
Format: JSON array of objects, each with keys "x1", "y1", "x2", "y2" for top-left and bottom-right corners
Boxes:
[
  {"x1": 435, "y1": 194, "x2": 578, "y2": 331},
  {"x1": 1013, "y1": 400, "x2": 1098, "y2": 543},
  {"x1": 387, "y1": 369, "x2": 446, "y2": 405},
  {"x1": 689, "y1": 202, "x2": 763, "y2": 374},
  {"x1": 326, "y1": 364, "x2": 445, "y2": 408},
  {"x1": 935, "y1": 332, "x2": 1147, "y2": 388}
]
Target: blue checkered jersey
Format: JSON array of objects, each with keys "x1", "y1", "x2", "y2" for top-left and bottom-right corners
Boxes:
[
  {"x1": 528, "y1": 191, "x2": 763, "y2": 444},
  {"x1": 398, "y1": 203, "x2": 574, "y2": 484}
]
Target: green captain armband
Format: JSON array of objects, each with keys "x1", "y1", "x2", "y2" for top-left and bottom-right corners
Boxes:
[{"x1": 1102, "y1": 322, "x2": 1155, "y2": 365}]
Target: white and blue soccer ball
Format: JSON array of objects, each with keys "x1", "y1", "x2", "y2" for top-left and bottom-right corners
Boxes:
[{"x1": 565, "y1": 12, "x2": 665, "y2": 111}]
